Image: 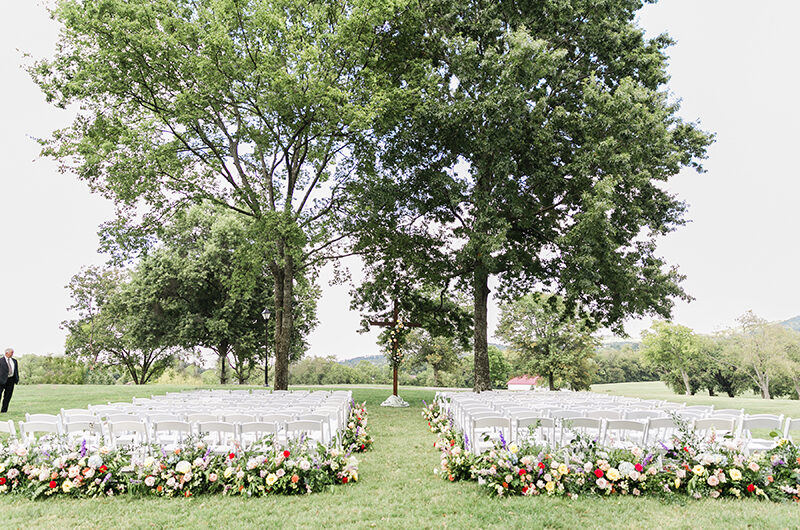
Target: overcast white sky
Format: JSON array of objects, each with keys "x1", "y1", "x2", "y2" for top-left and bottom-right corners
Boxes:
[{"x1": 1, "y1": 1, "x2": 799, "y2": 363}]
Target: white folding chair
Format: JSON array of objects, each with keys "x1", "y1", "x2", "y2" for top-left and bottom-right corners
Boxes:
[
  {"x1": 645, "y1": 417, "x2": 680, "y2": 447},
  {"x1": 740, "y1": 416, "x2": 782, "y2": 453},
  {"x1": 0, "y1": 419, "x2": 17, "y2": 440},
  {"x1": 107, "y1": 420, "x2": 150, "y2": 450},
  {"x1": 197, "y1": 422, "x2": 238, "y2": 453},
  {"x1": 18, "y1": 421, "x2": 61, "y2": 445},
  {"x1": 470, "y1": 416, "x2": 511, "y2": 454},
  {"x1": 152, "y1": 421, "x2": 192, "y2": 449},
  {"x1": 603, "y1": 420, "x2": 648, "y2": 448},
  {"x1": 559, "y1": 417, "x2": 603, "y2": 446},
  {"x1": 693, "y1": 417, "x2": 737, "y2": 441},
  {"x1": 239, "y1": 422, "x2": 278, "y2": 450},
  {"x1": 63, "y1": 420, "x2": 104, "y2": 448},
  {"x1": 784, "y1": 418, "x2": 800, "y2": 442},
  {"x1": 285, "y1": 420, "x2": 325, "y2": 444},
  {"x1": 515, "y1": 416, "x2": 556, "y2": 446}
]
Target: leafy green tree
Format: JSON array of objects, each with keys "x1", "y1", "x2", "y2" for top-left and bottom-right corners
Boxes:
[
  {"x1": 405, "y1": 330, "x2": 462, "y2": 387},
  {"x1": 33, "y1": 0, "x2": 400, "y2": 389},
  {"x1": 593, "y1": 345, "x2": 659, "y2": 384},
  {"x1": 728, "y1": 311, "x2": 794, "y2": 399},
  {"x1": 699, "y1": 334, "x2": 750, "y2": 398},
  {"x1": 496, "y1": 293, "x2": 598, "y2": 391},
  {"x1": 640, "y1": 321, "x2": 704, "y2": 396},
  {"x1": 64, "y1": 266, "x2": 182, "y2": 384},
  {"x1": 487, "y1": 346, "x2": 512, "y2": 389},
  {"x1": 347, "y1": 0, "x2": 713, "y2": 391}
]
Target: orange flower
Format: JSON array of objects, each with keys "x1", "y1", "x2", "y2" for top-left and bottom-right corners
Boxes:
[
  {"x1": 51, "y1": 472, "x2": 59, "y2": 480},
  {"x1": 291, "y1": 474, "x2": 299, "y2": 484},
  {"x1": 184, "y1": 490, "x2": 192, "y2": 497},
  {"x1": 502, "y1": 482, "x2": 509, "y2": 488},
  {"x1": 448, "y1": 475, "x2": 454, "y2": 482},
  {"x1": 767, "y1": 475, "x2": 774, "y2": 483},
  {"x1": 174, "y1": 449, "x2": 181, "y2": 455},
  {"x1": 156, "y1": 485, "x2": 163, "y2": 492}
]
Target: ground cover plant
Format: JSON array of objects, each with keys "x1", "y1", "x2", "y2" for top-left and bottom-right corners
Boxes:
[{"x1": 0, "y1": 384, "x2": 797, "y2": 528}]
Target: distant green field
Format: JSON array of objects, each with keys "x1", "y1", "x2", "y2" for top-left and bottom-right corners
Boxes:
[
  {"x1": 0, "y1": 383, "x2": 797, "y2": 528},
  {"x1": 592, "y1": 381, "x2": 800, "y2": 417}
]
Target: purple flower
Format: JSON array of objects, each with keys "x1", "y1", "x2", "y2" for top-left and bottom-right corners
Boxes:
[
  {"x1": 499, "y1": 431, "x2": 507, "y2": 450},
  {"x1": 464, "y1": 433, "x2": 470, "y2": 452},
  {"x1": 643, "y1": 453, "x2": 654, "y2": 466},
  {"x1": 80, "y1": 439, "x2": 87, "y2": 458}
]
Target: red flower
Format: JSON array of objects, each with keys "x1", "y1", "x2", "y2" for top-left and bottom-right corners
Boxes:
[
  {"x1": 342, "y1": 476, "x2": 348, "y2": 484},
  {"x1": 634, "y1": 464, "x2": 643, "y2": 472},
  {"x1": 747, "y1": 483, "x2": 755, "y2": 493},
  {"x1": 594, "y1": 469, "x2": 604, "y2": 478},
  {"x1": 360, "y1": 444, "x2": 365, "y2": 450},
  {"x1": 683, "y1": 446, "x2": 689, "y2": 452},
  {"x1": 450, "y1": 440, "x2": 455, "y2": 447},
  {"x1": 0, "y1": 477, "x2": 6, "y2": 485},
  {"x1": 49, "y1": 480, "x2": 57, "y2": 489},
  {"x1": 228, "y1": 453, "x2": 236, "y2": 460},
  {"x1": 283, "y1": 450, "x2": 291, "y2": 458},
  {"x1": 184, "y1": 490, "x2": 192, "y2": 497},
  {"x1": 519, "y1": 469, "x2": 527, "y2": 476},
  {"x1": 521, "y1": 486, "x2": 528, "y2": 494},
  {"x1": 538, "y1": 462, "x2": 545, "y2": 469},
  {"x1": 502, "y1": 482, "x2": 509, "y2": 488},
  {"x1": 98, "y1": 465, "x2": 107, "y2": 473}
]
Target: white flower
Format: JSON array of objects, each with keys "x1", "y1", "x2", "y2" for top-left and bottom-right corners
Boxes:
[
  {"x1": 266, "y1": 473, "x2": 278, "y2": 486},
  {"x1": 236, "y1": 470, "x2": 244, "y2": 479},
  {"x1": 247, "y1": 458, "x2": 259, "y2": 471},
  {"x1": 144, "y1": 475, "x2": 156, "y2": 487},
  {"x1": 38, "y1": 470, "x2": 49, "y2": 481},
  {"x1": 299, "y1": 460, "x2": 311, "y2": 471},
  {"x1": 88, "y1": 455, "x2": 103, "y2": 469},
  {"x1": 175, "y1": 461, "x2": 191, "y2": 474},
  {"x1": 143, "y1": 456, "x2": 155, "y2": 468},
  {"x1": 618, "y1": 461, "x2": 635, "y2": 478},
  {"x1": 276, "y1": 469, "x2": 285, "y2": 478}
]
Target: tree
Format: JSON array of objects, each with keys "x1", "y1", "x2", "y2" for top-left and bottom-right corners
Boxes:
[
  {"x1": 699, "y1": 334, "x2": 750, "y2": 398},
  {"x1": 347, "y1": 0, "x2": 713, "y2": 391},
  {"x1": 64, "y1": 267, "x2": 182, "y2": 384},
  {"x1": 406, "y1": 330, "x2": 462, "y2": 387},
  {"x1": 33, "y1": 0, "x2": 399, "y2": 389},
  {"x1": 729, "y1": 311, "x2": 794, "y2": 400},
  {"x1": 640, "y1": 321, "x2": 703, "y2": 396},
  {"x1": 496, "y1": 293, "x2": 598, "y2": 391}
]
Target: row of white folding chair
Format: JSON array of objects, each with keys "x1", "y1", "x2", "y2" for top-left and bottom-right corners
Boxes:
[{"x1": 107, "y1": 419, "x2": 327, "y2": 451}]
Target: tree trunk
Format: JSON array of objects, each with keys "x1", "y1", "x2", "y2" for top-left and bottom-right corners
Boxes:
[
  {"x1": 548, "y1": 371, "x2": 555, "y2": 391},
  {"x1": 433, "y1": 366, "x2": 441, "y2": 387},
  {"x1": 680, "y1": 369, "x2": 691, "y2": 395},
  {"x1": 794, "y1": 380, "x2": 800, "y2": 401},
  {"x1": 759, "y1": 372, "x2": 771, "y2": 399},
  {"x1": 273, "y1": 254, "x2": 294, "y2": 390},
  {"x1": 473, "y1": 262, "x2": 491, "y2": 392},
  {"x1": 707, "y1": 386, "x2": 716, "y2": 396}
]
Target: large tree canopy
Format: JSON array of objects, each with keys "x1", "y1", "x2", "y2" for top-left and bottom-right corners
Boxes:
[
  {"x1": 33, "y1": 0, "x2": 401, "y2": 389},
  {"x1": 348, "y1": 0, "x2": 713, "y2": 390}
]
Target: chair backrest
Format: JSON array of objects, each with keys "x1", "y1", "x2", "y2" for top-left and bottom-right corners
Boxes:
[
  {"x1": 285, "y1": 420, "x2": 324, "y2": 440},
  {"x1": 0, "y1": 420, "x2": 16, "y2": 439},
  {"x1": 147, "y1": 413, "x2": 184, "y2": 423},
  {"x1": 563, "y1": 417, "x2": 602, "y2": 430},
  {"x1": 187, "y1": 413, "x2": 219, "y2": 424},
  {"x1": 550, "y1": 410, "x2": 584, "y2": 420},
  {"x1": 784, "y1": 418, "x2": 800, "y2": 441},
  {"x1": 224, "y1": 414, "x2": 257, "y2": 424},
  {"x1": 741, "y1": 416, "x2": 783, "y2": 433},
  {"x1": 693, "y1": 417, "x2": 736, "y2": 434},
  {"x1": 152, "y1": 420, "x2": 192, "y2": 441},
  {"x1": 107, "y1": 414, "x2": 140, "y2": 423},
  {"x1": 64, "y1": 420, "x2": 103, "y2": 435},
  {"x1": 240, "y1": 421, "x2": 278, "y2": 436},
  {"x1": 19, "y1": 421, "x2": 61, "y2": 440},
  {"x1": 25, "y1": 413, "x2": 61, "y2": 425},
  {"x1": 625, "y1": 410, "x2": 665, "y2": 420},
  {"x1": 472, "y1": 417, "x2": 511, "y2": 430},
  {"x1": 586, "y1": 410, "x2": 622, "y2": 420},
  {"x1": 646, "y1": 417, "x2": 679, "y2": 444},
  {"x1": 260, "y1": 414, "x2": 293, "y2": 427},
  {"x1": 107, "y1": 420, "x2": 149, "y2": 448}
]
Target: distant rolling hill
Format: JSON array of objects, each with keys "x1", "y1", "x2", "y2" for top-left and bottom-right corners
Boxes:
[
  {"x1": 339, "y1": 355, "x2": 387, "y2": 367},
  {"x1": 781, "y1": 315, "x2": 800, "y2": 332}
]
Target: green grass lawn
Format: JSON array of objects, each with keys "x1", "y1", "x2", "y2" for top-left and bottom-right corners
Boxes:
[{"x1": 0, "y1": 384, "x2": 797, "y2": 529}]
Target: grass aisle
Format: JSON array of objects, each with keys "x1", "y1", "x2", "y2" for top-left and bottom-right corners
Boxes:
[{"x1": 0, "y1": 385, "x2": 798, "y2": 528}]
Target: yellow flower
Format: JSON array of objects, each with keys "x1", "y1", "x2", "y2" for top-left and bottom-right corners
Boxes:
[
  {"x1": 508, "y1": 443, "x2": 518, "y2": 454},
  {"x1": 62, "y1": 481, "x2": 72, "y2": 493},
  {"x1": 729, "y1": 468, "x2": 742, "y2": 481},
  {"x1": 606, "y1": 468, "x2": 620, "y2": 481},
  {"x1": 545, "y1": 481, "x2": 555, "y2": 493},
  {"x1": 266, "y1": 473, "x2": 278, "y2": 486},
  {"x1": 692, "y1": 465, "x2": 705, "y2": 476},
  {"x1": 674, "y1": 478, "x2": 681, "y2": 489},
  {"x1": 223, "y1": 467, "x2": 235, "y2": 479},
  {"x1": 558, "y1": 463, "x2": 569, "y2": 476}
]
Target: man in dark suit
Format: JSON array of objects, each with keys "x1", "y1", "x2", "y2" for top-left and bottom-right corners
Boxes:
[{"x1": 0, "y1": 348, "x2": 19, "y2": 413}]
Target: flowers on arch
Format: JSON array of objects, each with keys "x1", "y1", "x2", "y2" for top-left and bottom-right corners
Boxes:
[{"x1": 384, "y1": 316, "x2": 411, "y2": 367}]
